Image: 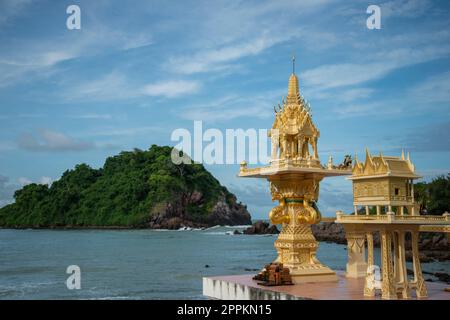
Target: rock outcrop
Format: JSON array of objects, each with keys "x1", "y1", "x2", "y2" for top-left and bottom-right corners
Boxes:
[
  {"x1": 148, "y1": 193, "x2": 251, "y2": 229},
  {"x1": 242, "y1": 221, "x2": 279, "y2": 235},
  {"x1": 311, "y1": 222, "x2": 346, "y2": 244}
]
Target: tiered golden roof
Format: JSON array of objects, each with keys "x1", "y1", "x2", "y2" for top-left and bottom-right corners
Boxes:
[
  {"x1": 269, "y1": 72, "x2": 321, "y2": 167},
  {"x1": 272, "y1": 74, "x2": 318, "y2": 139},
  {"x1": 351, "y1": 149, "x2": 420, "y2": 179}
]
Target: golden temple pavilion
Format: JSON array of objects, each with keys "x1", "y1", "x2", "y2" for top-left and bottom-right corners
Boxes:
[
  {"x1": 337, "y1": 150, "x2": 450, "y2": 299},
  {"x1": 239, "y1": 59, "x2": 352, "y2": 283},
  {"x1": 351, "y1": 149, "x2": 421, "y2": 216}
]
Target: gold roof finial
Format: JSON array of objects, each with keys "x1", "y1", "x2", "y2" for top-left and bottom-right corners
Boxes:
[
  {"x1": 365, "y1": 147, "x2": 371, "y2": 161},
  {"x1": 292, "y1": 54, "x2": 296, "y2": 74},
  {"x1": 287, "y1": 55, "x2": 300, "y2": 104}
]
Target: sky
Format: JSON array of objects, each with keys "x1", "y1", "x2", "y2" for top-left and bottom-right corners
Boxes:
[{"x1": 0, "y1": 0, "x2": 449, "y2": 218}]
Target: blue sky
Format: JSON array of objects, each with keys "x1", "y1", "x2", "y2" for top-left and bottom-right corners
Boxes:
[{"x1": 0, "y1": 0, "x2": 449, "y2": 218}]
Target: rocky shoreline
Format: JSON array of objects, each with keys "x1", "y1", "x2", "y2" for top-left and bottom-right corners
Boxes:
[{"x1": 239, "y1": 221, "x2": 450, "y2": 263}]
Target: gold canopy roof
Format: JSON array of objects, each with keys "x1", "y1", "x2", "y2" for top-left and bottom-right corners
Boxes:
[
  {"x1": 350, "y1": 148, "x2": 421, "y2": 179},
  {"x1": 271, "y1": 73, "x2": 319, "y2": 138}
]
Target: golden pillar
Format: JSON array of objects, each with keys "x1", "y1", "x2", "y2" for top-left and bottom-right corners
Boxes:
[
  {"x1": 364, "y1": 232, "x2": 376, "y2": 297},
  {"x1": 345, "y1": 230, "x2": 367, "y2": 278},
  {"x1": 269, "y1": 174, "x2": 338, "y2": 283},
  {"x1": 411, "y1": 230, "x2": 428, "y2": 298},
  {"x1": 394, "y1": 231, "x2": 411, "y2": 299},
  {"x1": 380, "y1": 230, "x2": 396, "y2": 299}
]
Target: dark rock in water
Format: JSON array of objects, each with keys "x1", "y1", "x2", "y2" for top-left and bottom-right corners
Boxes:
[
  {"x1": 243, "y1": 221, "x2": 279, "y2": 235},
  {"x1": 244, "y1": 268, "x2": 260, "y2": 272},
  {"x1": 435, "y1": 272, "x2": 450, "y2": 283},
  {"x1": 405, "y1": 251, "x2": 435, "y2": 263},
  {"x1": 311, "y1": 222, "x2": 346, "y2": 244},
  {"x1": 409, "y1": 268, "x2": 450, "y2": 284},
  {"x1": 233, "y1": 229, "x2": 242, "y2": 235},
  {"x1": 204, "y1": 264, "x2": 210, "y2": 268}
]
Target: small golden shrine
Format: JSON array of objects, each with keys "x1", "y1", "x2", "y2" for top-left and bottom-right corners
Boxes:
[
  {"x1": 337, "y1": 150, "x2": 450, "y2": 299},
  {"x1": 239, "y1": 58, "x2": 352, "y2": 283},
  {"x1": 350, "y1": 149, "x2": 421, "y2": 216}
]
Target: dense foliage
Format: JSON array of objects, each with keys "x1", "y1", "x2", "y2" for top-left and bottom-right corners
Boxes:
[
  {"x1": 415, "y1": 174, "x2": 450, "y2": 215},
  {"x1": 0, "y1": 145, "x2": 233, "y2": 227}
]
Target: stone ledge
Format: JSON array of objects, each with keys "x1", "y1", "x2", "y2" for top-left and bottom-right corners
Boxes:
[{"x1": 203, "y1": 272, "x2": 450, "y2": 300}]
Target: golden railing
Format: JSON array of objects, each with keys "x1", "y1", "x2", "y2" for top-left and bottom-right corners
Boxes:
[{"x1": 336, "y1": 211, "x2": 450, "y2": 224}]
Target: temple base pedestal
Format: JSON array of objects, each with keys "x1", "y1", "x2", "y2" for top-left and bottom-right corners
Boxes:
[
  {"x1": 290, "y1": 267, "x2": 338, "y2": 284},
  {"x1": 274, "y1": 222, "x2": 338, "y2": 283}
]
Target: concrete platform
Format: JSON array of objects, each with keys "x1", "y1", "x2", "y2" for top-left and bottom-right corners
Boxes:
[{"x1": 203, "y1": 271, "x2": 450, "y2": 300}]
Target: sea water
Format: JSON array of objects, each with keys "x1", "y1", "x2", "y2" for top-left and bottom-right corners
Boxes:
[{"x1": 0, "y1": 227, "x2": 448, "y2": 299}]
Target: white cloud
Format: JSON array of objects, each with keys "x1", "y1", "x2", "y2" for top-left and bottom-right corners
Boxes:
[
  {"x1": 306, "y1": 86, "x2": 375, "y2": 103},
  {"x1": 18, "y1": 176, "x2": 52, "y2": 187},
  {"x1": 87, "y1": 126, "x2": 165, "y2": 137},
  {"x1": 409, "y1": 71, "x2": 450, "y2": 103},
  {"x1": 381, "y1": 0, "x2": 431, "y2": 19},
  {"x1": 18, "y1": 177, "x2": 32, "y2": 186},
  {"x1": 0, "y1": 26, "x2": 153, "y2": 88},
  {"x1": 0, "y1": 0, "x2": 33, "y2": 26},
  {"x1": 303, "y1": 62, "x2": 393, "y2": 89},
  {"x1": 142, "y1": 80, "x2": 201, "y2": 98},
  {"x1": 331, "y1": 101, "x2": 404, "y2": 119},
  {"x1": 17, "y1": 129, "x2": 94, "y2": 152},
  {"x1": 402, "y1": 122, "x2": 450, "y2": 152},
  {"x1": 66, "y1": 114, "x2": 113, "y2": 120},
  {"x1": 39, "y1": 176, "x2": 52, "y2": 185},
  {"x1": 64, "y1": 72, "x2": 137, "y2": 101},
  {"x1": 302, "y1": 44, "x2": 450, "y2": 90},
  {"x1": 0, "y1": 174, "x2": 19, "y2": 207},
  {"x1": 63, "y1": 73, "x2": 201, "y2": 101},
  {"x1": 122, "y1": 33, "x2": 153, "y2": 50},
  {"x1": 178, "y1": 90, "x2": 283, "y2": 122},
  {"x1": 418, "y1": 169, "x2": 450, "y2": 181},
  {"x1": 167, "y1": 34, "x2": 292, "y2": 75},
  {"x1": 0, "y1": 141, "x2": 16, "y2": 152}
]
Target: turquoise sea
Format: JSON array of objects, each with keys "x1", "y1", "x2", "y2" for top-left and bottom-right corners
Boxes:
[{"x1": 0, "y1": 227, "x2": 448, "y2": 299}]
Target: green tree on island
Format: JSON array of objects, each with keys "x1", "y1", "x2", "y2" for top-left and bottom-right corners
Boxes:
[{"x1": 415, "y1": 174, "x2": 450, "y2": 215}]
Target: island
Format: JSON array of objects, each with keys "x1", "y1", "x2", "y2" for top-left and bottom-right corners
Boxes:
[{"x1": 0, "y1": 145, "x2": 251, "y2": 229}]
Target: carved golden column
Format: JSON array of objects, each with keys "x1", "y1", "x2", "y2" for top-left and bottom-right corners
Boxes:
[
  {"x1": 345, "y1": 230, "x2": 367, "y2": 278},
  {"x1": 269, "y1": 174, "x2": 337, "y2": 283},
  {"x1": 411, "y1": 230, "x2": 428, "y2": 298},
  {"x1": 380, "y1": 230, "x2": 397, "y2": 299},
  {"x1": 364, "y1": 232, "x2": 376, "y2": 297},
  {"x1": 394, "y1": 230, "x2": 411, "y2": 299}
]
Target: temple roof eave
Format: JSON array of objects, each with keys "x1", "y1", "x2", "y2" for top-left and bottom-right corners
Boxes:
[{"x1": 348, "y1": 173, "x2": 422, "y2": 180}]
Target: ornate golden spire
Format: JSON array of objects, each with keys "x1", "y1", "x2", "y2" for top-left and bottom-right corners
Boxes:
[
  {"x1": 287, "y1": 74, "x2": 300, "y2": 105},
  {"x1": 287, "y1": 73, "x2": 299, "y2": 97},
  {"x1": 286, "y1": 55, "x2": 302, "y2": 105}
]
